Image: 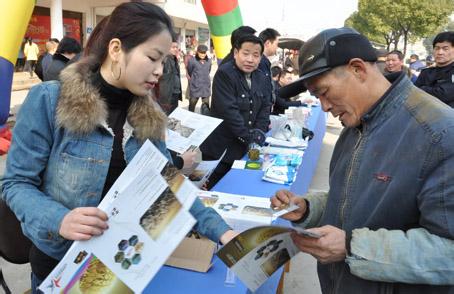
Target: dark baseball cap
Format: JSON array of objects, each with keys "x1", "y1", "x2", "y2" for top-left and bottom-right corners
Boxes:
[{"x1": 279, "y1": 27, "x2": 377, "y2": 98}]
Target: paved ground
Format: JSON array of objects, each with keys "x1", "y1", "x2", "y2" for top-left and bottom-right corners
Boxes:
[{"x1": 0, "y1": 73, "x2": 343, "y2": 294}]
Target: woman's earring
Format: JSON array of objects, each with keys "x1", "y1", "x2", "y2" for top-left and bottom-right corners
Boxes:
[{"x1": 111, "y1": 61, "x2": 122, "y2": 80}]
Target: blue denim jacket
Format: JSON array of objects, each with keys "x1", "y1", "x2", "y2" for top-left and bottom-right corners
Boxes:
[
  {"x1": 2, "y1": 62, "x2": 230, "y2": 260},
  {"x1": 296, "y1": 73, "x2": 454, "y2": 293}
]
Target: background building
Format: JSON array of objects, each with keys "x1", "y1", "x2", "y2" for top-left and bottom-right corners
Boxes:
[{"x1": 24, "y1": 0, "x2": 211, "y2": 54}]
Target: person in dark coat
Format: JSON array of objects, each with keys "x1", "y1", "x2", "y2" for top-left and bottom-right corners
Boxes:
[
  {"x1": 200, "y1": 35, "x2": 272, "y2": 188},
  {"x1": 187, "y1": 44, "x2": 211, "y2": 113},
  {"x1": 157, "y1": 39, "x2": 182, "y2": 115},
  {"x1": 35, "y1": 40, "x2": 58, "y2": 80},
  {"x1": 258, "y1": 28, "x2": 281, "y2": 104},
  {"x1": 272, "y1": 68, "x2": 302, "y2": 115},
  {"x1": 415, "y1": 31, "x2": 454, "y2": 107},
  {"x1": 43, "y1": 37, "x2": 81, "y2": 81}
]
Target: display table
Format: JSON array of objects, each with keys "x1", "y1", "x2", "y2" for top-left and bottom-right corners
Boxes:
[{"x1": 145, "y1": 106, "x2": 326, "y2": 293}]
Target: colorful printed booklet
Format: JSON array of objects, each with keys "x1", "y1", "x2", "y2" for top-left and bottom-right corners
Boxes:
[
  {"x1": 39, "y1": 140, "x2": 199, "y2": 293},
  {"x1": 166, "y1": 108, "x2": 222, "y2": 153},
  {"x1": 217, "y1": 225, "x2": 321, "y2": 292}
]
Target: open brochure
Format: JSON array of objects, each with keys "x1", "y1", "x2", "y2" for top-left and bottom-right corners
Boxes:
[
  {"x1": 166, "y1": 108, "x2": 222, "y2": 153},
  {"x1": 39, "y1": 141, "x2": 199, "y2": 294},
  {"x1": 217, "y1": 225, "x2": 321, "y2": 292},
  {"x1": 187, "y1": 149, "x2": 226, "y2": 188},
  {"x1": 197, "y1": 191, "x2": 298, "y2": 232}
]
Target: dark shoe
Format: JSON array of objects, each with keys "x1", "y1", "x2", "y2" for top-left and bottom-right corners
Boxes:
[{"x1": 201, "y1": 103, "x2": 210, "y2": 116}]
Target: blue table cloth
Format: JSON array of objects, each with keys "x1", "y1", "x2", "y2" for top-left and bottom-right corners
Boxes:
[{"x1": 145, "y1": 106, "x2": 326, "y2": 293}]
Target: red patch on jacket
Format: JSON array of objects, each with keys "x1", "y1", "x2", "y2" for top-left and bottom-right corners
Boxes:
[{"x1": 374, "y1": 173, "x2": 392, "y2": 182}]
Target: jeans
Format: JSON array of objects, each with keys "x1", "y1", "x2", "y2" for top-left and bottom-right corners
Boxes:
[{"x1": 31, "y1": 272, "x2": 44, "y2": 294}]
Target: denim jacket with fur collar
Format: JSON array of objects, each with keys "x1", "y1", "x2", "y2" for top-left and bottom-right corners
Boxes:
[{"x1": 2, "y1": 59, "x2": 230, "y2": 260}]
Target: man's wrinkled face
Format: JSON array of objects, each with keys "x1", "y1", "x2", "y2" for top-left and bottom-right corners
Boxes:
[
  {"x1": 234, "y1": 42, "x2": 262, "y2": 73},
  {"x1": 304, "y1": 67, "x2": 366, "y2": 128},
  {"x1": 433, "y1": 41, "x2": 454, "y2": 67},
  {"x1": 385, "y1": 53, "x2": 403, "y2": 72}
]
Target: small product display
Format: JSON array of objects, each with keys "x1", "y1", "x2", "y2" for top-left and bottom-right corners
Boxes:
[{"x1": 263, "y1": 165, "x2": 297, "y2": 185}]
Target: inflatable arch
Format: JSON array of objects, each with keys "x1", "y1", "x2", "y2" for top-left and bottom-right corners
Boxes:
[
  {"x1": 0, "y1": 0, "x2": 35, "y2": 153},
  {"x1": 201, "y1": 0, "x2": 243, "y2": 60}
]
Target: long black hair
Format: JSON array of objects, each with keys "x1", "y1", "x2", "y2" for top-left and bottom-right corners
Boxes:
[{"x1": 84, "y1": 2, "x2": 174, "y2": 65}]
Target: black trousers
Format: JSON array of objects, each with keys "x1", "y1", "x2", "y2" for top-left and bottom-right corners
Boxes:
[{"x1": 189, "y1": 97, "x2": 210, "y2": 112}]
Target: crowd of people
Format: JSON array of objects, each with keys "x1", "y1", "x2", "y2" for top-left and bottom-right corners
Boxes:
[
  {"x1": 2, "y1": 1, "x2": 454, "y2": 293},
  {"x1": 15, "y1": 36, "x2": 82, "y2": 81}
]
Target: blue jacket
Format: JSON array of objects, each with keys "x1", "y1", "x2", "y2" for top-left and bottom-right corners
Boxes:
[
  {"x1": 2, "y1": 59, "x2": 230, "y2": 260},
  {"x1": 200, "y1": 60, "x2": 271, "y2": 163},
  {"x1": 296, "y1": 73, "x2": 454, "y2": 293}
]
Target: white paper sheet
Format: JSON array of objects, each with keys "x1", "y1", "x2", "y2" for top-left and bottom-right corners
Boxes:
[
  {"x1": 166, "y1": 108, "x2": 222, "y2": 153},
  {"x1": 198, "y1": 191, "x2": 274, "y2": 232}
]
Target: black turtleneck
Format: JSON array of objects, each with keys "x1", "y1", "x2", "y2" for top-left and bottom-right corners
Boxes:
[
  {"x1": 30, "y1": 70, "x2": 135, "y2": 281},
  {"x1": 92, "y1": 70, "x2": 134, "y2": 197}
]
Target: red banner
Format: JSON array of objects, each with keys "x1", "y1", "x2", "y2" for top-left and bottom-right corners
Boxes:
[
  {"x1": 25, "y1": 14, "x2": 81, "y2": 53},
  {"x1": 25, "y1": 15, "x2": 51, "y2": 52},
  {"x1": 63, "y1": 18, "x2": 81, "y2": 42}
]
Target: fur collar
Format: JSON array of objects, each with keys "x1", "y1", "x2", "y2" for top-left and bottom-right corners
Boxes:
[{"x1": 56, "y1": 57, "x2": 167, "y2": 141}]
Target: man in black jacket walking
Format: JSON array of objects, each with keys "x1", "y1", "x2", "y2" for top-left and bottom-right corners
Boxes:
[{"x1": 415, "y1": 31, "x2": 454, "y2": 107}]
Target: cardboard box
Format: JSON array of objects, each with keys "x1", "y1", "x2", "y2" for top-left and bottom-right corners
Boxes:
[{"x1": 165, "y1": 235, "x2": 217, "y2": 272}]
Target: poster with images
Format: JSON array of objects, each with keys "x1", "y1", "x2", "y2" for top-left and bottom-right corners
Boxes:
[
  {"x1": 166, "y1": 108, "x2": 222, "y2": 153},
  {"x1": 40, "y1": 141, "x2": 199, "y2": 294},
  {"x1": 217, "y1": 226, "x2": 320, "y2": 292}
]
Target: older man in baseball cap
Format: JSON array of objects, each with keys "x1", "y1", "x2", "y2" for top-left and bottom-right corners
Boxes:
[{"x1": 272, "y1": 28, "x2": 454, "y2": 293}]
